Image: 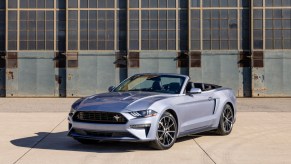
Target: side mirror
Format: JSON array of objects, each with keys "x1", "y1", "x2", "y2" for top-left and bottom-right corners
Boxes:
[
  {"x1": 108, "y1": 86, "x2": 115, "y2": 92},
  {"x1": 188, "y1": 88, "x2": 202, "y2": 94}
]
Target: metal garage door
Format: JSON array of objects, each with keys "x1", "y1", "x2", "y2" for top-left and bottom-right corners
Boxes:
[
  {"x1": 252, "y1": 51, "x2": 291, "y2": 97},
  {"x1": 66, "y1": 52, "x2": 123, "y2": 97},
  {"x1": 6, "y1": 52, "x2": 63, "y2": 97}
]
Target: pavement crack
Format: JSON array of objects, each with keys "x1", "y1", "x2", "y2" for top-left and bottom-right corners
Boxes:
[
  {"x1": 13, "y1": 118, "x2": 66, "y2": 164},
  {"x1": 193, "y1": 138, "x2": 216, "y2": 164}
]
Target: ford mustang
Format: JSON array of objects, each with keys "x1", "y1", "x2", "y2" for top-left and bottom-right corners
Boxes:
[{"x1": 68, "y1": 73, "x2": 236, "y2": 150}]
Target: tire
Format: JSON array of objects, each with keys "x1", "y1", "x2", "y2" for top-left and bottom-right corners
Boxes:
[
  {"x1": 74, "y1": 138, "x2": 98, "y2": 145},
  {"x1": 216, "y1": 104, "x2": 234, "y2": 135},
  {"x1": 150, "y1": 112, "x2": 178, "y2": 150}
]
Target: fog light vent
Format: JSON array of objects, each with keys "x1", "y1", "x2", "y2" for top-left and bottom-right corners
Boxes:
[{"x1": 130, "y1": 124, "x2": 151, "y2": 129}]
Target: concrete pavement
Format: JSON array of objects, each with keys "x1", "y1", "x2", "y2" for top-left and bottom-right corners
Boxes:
[
  {"x1": 1, "y1": 98, "x2": 291, "y2": 164},
  {"x1": 1, "y1": 98, "x2": 291, "y2": 112}
]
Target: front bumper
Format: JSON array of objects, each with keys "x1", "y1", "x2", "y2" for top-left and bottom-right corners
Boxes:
[{"x1": 68, "y1": 112, "x2": 159, "y2": 142}]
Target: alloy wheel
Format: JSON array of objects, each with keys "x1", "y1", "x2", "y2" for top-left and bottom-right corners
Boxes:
[
  {"x1": 157, "y1": 115, "x2": 177, "y2": 147},
  {"x1": 222, "y1": 106, "x2": 234, "y2": 132}
]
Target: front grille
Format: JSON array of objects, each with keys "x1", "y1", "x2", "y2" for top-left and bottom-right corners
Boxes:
[{"x1": 73, "y1": 111, "x2": 127, "y2": 124}]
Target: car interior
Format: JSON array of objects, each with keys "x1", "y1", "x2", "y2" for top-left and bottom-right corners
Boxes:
[{"x1": 186, "y1": 82, "x2": 222, "y2": 93}]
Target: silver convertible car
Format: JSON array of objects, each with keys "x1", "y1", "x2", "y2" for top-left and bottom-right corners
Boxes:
[{"x1": 68, "y1": 73, "x2": 236, "y2": 150}]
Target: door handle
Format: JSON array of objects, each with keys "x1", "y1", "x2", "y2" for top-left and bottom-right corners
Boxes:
[{"x1": 208, "y1": 97, "x2": 213, "y2": 101}]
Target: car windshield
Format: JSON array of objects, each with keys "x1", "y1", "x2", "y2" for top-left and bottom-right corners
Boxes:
[{"x1": 113, "y1": 74, "x2": 186, "y2": 94}]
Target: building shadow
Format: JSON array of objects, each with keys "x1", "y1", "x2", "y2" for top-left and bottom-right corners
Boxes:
[
  {"x1": 240, "y1": 8, "x2": 252, "y2": 97},
  {"x1": 118, "y1": 1, "x2": 128, "y2": 82},
  {"x1": 10, "y1": 131, "x2": 215, "y2": 152},
  {"x1": 0, "y1": 54, "x2": 5, "y2": 97}
]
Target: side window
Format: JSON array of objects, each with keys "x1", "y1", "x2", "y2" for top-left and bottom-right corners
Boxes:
[{"x1": 160, "y1": 77, "x2": 183, "y2": 94}]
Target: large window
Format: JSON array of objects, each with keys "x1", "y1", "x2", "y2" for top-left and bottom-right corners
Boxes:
[
  {"x1": 253, "y1": 0, "x2": 291, "y2": 50},
  {"x1": 265, "y1": 9, "x2": 291, "y2": 49},
  {"x1": 190, "y1": 0, "x2": 245, "y2": 50},
  {"x1": 6, "y1": 0, "x2": 65, "y2": 51},
  {"x1": 19, "y1": 11, "x2": 54, "y2": 50},
  {"x1": 129, "y1": 0, "x2": 178, "y2": 51},
  {"x1": 67, "y1": 0, "x2": 122, "y2": 51},
  {"x1": 203, "y1": 9, "x2": 238, "y2": 50},
  {"x1": 79, "y1": 10, "x2": 115, "y2": 50},
  {"x1": 141, "y1": 10, "x2": 176, "y2": 50}
]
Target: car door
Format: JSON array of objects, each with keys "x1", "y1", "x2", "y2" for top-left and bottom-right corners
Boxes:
[{"x1": 177, "y1": 91, "x2": 216, "y2": 134}]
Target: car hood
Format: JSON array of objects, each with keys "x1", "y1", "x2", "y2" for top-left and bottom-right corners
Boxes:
[{"x1": 76, "y1": 92, "x2": 174, "y2": 113}]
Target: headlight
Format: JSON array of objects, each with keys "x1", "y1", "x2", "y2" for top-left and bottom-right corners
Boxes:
[
  {"x1": 69, "y1": 108, "x2": 76, "y2": 117},
  {"x1": 69, "y1": 97, "x2": 85, "y2": 116},
  {"x1": 129, "y1": 109, "x2": 157, "y2": 118}
]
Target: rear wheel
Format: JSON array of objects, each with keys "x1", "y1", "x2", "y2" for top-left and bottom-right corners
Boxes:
[
  {"x1": 216, "y1": 104, "x2": 234, "y2": 135},
  {"x1": 151, "y1": 112, "x2": 177, "y2": 150}
]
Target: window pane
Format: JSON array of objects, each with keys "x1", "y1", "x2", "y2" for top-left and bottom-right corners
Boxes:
[
  {"x1": 129, "y1": 0, "x2": 139, "y2": 8},
  {"x1": 68, "y1": 0, "x2": 78, "y2": 8},
  {"x1": 191, "y1": 0, "x2": 200, "y2": 7},
  {"x1": 8, "y1": 0, "x2": 18, "y2": 8},
  {"x1": 80, "y1": 0, "x2": 89, "y2": 8}
]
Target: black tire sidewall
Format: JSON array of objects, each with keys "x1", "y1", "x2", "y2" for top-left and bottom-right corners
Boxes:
[
  {"x1": 219, "y1": 104, "x2": 233, "y2": 135},
  {"x1": 153, "y1": 112, "x2": 178, "y2": 150}
]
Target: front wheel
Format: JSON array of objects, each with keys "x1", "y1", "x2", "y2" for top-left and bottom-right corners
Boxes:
[
  {"x1": 150, "y1": 112, "x2": 177, "y2": 150},
  {"x1": 216, "y1": 104, "x2": 234, "y2": 135}
]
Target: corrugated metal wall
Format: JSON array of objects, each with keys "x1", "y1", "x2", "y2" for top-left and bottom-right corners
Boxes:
[
  {"x1": 5, "y1": 52, "x2": 64, "y2": 97},
  {"x1": 253, "y1": 51, "x2": 291, "y2": 97},
  {"x1": 128, "y1": 51, "x2": 178, "y2": 76},
  {"x1": 66, "y1": 52, "x2": 123, "y2": 97},
  {"x1": 1, "y1": 51, "x2": 291, "y2": 97}
]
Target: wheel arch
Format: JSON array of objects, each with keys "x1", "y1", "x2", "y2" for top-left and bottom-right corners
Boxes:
[
  {"x1": 225, "y1": 101, "x2": 236, "y2": 123},
  {"x1": 164, "y1": 109, "x2": 178, "y2": 127},
  {"x1": 226, "y1": 102, "x2": 234, "y2": 113}
]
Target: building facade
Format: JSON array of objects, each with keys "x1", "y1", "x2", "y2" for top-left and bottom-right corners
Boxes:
[{"x1": 0, "y1": 0, "x2": 291, "y2": 97}]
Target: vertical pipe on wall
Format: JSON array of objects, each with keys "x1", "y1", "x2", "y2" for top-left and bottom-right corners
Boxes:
[
  {"x1": 5, "y1": 0, "x2": 7, "y2": 51},
  {"x1": 250, "y1": 0, "x2": 254, "y2": 97}
]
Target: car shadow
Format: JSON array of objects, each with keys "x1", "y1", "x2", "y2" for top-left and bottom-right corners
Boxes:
[{"x1": 10, "y1": 131, "x2": 216, "y2": 153}]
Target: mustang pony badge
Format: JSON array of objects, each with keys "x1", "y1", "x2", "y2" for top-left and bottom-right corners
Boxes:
[{"x1": 113, "y1": 115, "x2": 120, "y2": 122}]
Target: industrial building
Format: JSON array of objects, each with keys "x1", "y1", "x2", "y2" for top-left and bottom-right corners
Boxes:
[{"x1": 0, "y1": 0, "x2": 290, "y2": 97}]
